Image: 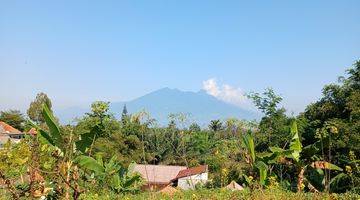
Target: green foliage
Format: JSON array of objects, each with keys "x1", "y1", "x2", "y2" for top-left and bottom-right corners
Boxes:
[
  {"x1": 255, "y1": 161, "x2": 268, "y2": 186},
  {"x1": 116, "y1": 189, "x2": 360, "y2": 200},
  {"x1": 289, "y1": 121, "x2": 302, "y2": 162},
  {"x1": 242, "y1": 132, "x2": 255, "y2": 164},
  {"x1": 41, "y1": 104, "x2": 63, "y2": 150},
  {"x1": 247, "y1": 88, "x2": 283, "y2": 116},
  {"x1": 76, "y1": 155, "x2": 142, "y2": 194},
  {"x1": 76, "y1": 155, "x2": 104, "y2": 174},
  {"x1": 27, "y1": 92, "x2": 52, "y2": 124},
  {"x1": 0, "y1": 109, "x2": 25, "y2": 131},
  {"x1": 0, "y1": 140, "x2": 31, "y2": 178},
  {"x1": 76, "y1": 125, "x2": 101, "y2": 154},
  {"x1": 209, "y1": 119, "x2": 223, "y2": 132}
]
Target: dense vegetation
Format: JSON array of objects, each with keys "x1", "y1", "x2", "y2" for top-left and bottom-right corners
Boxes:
[{"x1": 0, "y1": 60, "x2": 359, "y2": 199}]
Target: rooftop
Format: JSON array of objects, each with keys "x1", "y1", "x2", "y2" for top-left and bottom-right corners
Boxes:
[
  {"x1": 0, "y1": 121, "x2": 22, "y2": 134},
  {"x1": 173, "y1": 165, "x2": 208, "y2": 180},
  {"x1": 134, "y1": 164, "x2": 187, "y2": 184}
]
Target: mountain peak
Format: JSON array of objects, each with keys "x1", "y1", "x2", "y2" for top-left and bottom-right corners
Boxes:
[
  {"x1": 111, "y1": 88, "x2": 259, "y2": 125},
  {"x1": 58, "y1": 88, "x2": 259, "y2": 125}
]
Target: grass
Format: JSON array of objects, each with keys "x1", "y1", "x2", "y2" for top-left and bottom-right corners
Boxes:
[{"x1": 80, "y1": 189, "x2": 360, "y2": 200}]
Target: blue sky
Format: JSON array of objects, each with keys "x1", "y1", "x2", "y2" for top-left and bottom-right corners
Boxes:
[{"x1": 1, "y1": 0, "x2": 359, "y2": 114}]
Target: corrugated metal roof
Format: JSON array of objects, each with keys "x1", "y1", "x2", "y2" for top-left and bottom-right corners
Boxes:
[
  {"x1": 173, "y1": 165, "x2": 208, "y2": 180},
  {"x1": 134, "y1": 164, "x2": 187, "y2": 184}
]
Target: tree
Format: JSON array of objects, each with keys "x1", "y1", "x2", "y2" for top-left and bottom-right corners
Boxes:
[
  {"x1": 87, "y1": 101, "x2": 111, "y2": 120},
  {"x1": 27, "y1": 92, "x2": 52, "y2": 124},
  {"x1": 209, "y1": 120, "x2": 223, "y2": 132},
  {"x1": 248, "y1": 88, "x2": 290, "y2": 151},
  {"x1": 0, "y1": 110, "x2": 25, "y2": 131},
  {"x1": 300, "y1": 60, "x2": 360, "y2": 192},
  {"x1": 121, "y1": 104, "x2": 129, "y2": 126},
  {"x1": 75, "y1": 101, "x2": 118, "y2": 138},
  {"x1": 189, "y1": 123, "x2": 201, "y2": 132},
  {"x1": 247, "y1": 88, "x2": 283, "y2": 117}
]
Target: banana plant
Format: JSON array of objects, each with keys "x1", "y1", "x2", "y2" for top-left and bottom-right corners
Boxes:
[
  {"x1": 241, "y1": 131, "x2": 268, "y2": 186},
  {"x1": 31, "y1": 104, "x2": 108, "y2": 199},
  {"x1": 37, "y1": 104, "x2": 64, "y2": 152},
  {"x1": 32, "y1": 104, "x2": 99, "y2": 155},
  {"x1": 75, "y1": 155, "x2": 142, "y2": 193},
  {"x1": 260, "y1": 121, "x2": 343, "y2": 192}
]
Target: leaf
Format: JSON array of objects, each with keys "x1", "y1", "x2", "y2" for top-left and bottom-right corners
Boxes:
[
  {"x1": 111, "y1": 173, "x2": 121, "y2": 190},
  {"x1": 310, "y1": 161, "x2": 343, "y2": 171},
  {"x1": 243, "y1": 174, "x2": 252, "y2": 185},
  {"x1": 38, "y1": 129, "x2": 55, "y2": 146},
  {"x1": 28, "y1": 120, "x2": 54, "y2": 146},
  {"x1": 289, "y1": 121, "x2": 302, "y2": 162},
  {"x1": 127, "y1": 162, "x2": 137, "y2": 174},
  {"x1": 269, "y1": 147, "x2": 285, "y2": 153},
  {"x1": 302, "y1": 137, "x2": 330, "y2": 157},
  {"x1": 76, "y1": 125, "x2": 101, "y2": 153},
  {"x1": 123, "y1": 174, "x2": 141, "y2": 188},
  {"x1": 255, "y1": 161, "x2": 268, "y2": 186},
  {"x1": 330, "y1": 173, "x2": 348, "y2": 191},
  {"x1": 42, "y1": 104, "x2": 63, "y2": 148},
  {"x1": 242, "y1": 132, "x2": 255, "y2": 163},
  {"x1": 75, "y1": 155, "x2": 104, "y2": 174}
]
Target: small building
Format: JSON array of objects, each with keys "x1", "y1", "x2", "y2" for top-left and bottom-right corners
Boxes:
[
  {"x1": 225, "y1": 181, "x2": 244, "y2": 191},
  {"x1": 133, "y1": 164, "x2": 208, "y2": 191},
  {"x1": 172, "y1": 165, "x2": 208, "y2": 190},
  {"x1": 0, "y1": 121, "x2": 23, "y2": 147},
  {"x1": 134, "y1": 164, "x2": 187, "y2": 190}
]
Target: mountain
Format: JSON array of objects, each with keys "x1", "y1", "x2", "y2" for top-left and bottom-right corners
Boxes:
[{"x1": 56, "y1": 88, "x2": 259, "y2": 126}]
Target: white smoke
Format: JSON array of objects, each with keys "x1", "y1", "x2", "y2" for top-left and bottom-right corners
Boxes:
[{"x1": 202, "y1": 78, "x2": 250, "y2": 108}]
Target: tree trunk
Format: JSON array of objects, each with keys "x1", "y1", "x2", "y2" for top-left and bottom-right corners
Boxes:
[{"x1": 297, "y1": 167, "x2": 305, "y2": 192}]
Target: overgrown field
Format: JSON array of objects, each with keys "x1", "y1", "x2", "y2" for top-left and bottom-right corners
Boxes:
[
  {"x1": 83, "y1": 189, "x2": 360, "y2": 200},
  {"x1": 1, "y1": 188, "x2": 360, "y2": 200}
]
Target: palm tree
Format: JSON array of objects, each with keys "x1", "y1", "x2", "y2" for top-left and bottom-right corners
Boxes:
[{"x1": 209, "y1": 120, "x2": 223, "y2": 132}]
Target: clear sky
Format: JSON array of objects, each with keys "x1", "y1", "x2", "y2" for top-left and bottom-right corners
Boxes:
[{"x1": 1, "y1": 0, "x2": 359, "y2": 114}]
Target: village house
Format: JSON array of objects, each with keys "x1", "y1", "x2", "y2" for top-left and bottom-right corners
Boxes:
[
  {"x1": 133, "y1": 164, "x2": 208, "y2": 191},
  {"x1": 0, "y1": 121, "x2": 25, "y2": 147},
  {"x1": 171, "y1": 165, "x2": 208, "y2": 190}
]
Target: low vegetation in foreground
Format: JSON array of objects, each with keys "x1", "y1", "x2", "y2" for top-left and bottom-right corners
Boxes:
[
  {"x1": 0, "y1": 61, "x2": 359, "y2": 199},
  {"x1": 83, "y1": 189, "x2": 360, "y2": 200}
]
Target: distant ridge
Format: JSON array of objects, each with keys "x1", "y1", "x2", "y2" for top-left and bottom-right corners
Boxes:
[{"x1": 56, "y1": 87, "x2": 259, "y2": 126}]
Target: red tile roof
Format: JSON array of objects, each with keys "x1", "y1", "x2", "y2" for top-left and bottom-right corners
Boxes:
[
  {"x1": 0, "y1": 121, "x2": 21, "y2": 134},
  {"x1": 173, "y1": 165, "x2": 208, "y2": 180}
]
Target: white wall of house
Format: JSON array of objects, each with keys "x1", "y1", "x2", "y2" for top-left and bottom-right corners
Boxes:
[{"x1": 177, "y1": 172, "x2": 208, "y2": 190}]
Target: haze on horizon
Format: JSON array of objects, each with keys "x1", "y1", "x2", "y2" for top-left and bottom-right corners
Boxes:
[{"x1": 1, "y1": 1, "x2": 360, "y2": 115}]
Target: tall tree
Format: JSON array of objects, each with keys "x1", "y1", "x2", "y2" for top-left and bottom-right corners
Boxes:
[
  {"x1": 121, "y1": 104, "x2": 129, "y2": 125},
  {"x1": 209, "y1": 120, "x2": 223, "y2": 132},
  {"x1": 248, "y1": 88, "x2": 291, "y2": 150},
  {"x1": 0, "y1": 110, "x2": 25, "y2": 131},
  {"x1": 27, "y1": 92, "x2": 52, "y2": 124},
  {"x1": 247, "y1": 88, "x2": 283, "y2": 117},
  {"x1": 86, "y1": 101, "x2": 111, "y2": 121}
]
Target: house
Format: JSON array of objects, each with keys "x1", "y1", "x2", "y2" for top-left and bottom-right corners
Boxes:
[
  {"x1": 171, "y1": 165, "x2": 208, "y2": 190},
  {"x1": 0, "y1": 121, "x2": 23, "y2": 147},
  {"x1": 134, "y1": 164, "x2": 187, "y2": 190},
  {"x1": 133, "y1": 164, "x2": 208, "y2": 190}
]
